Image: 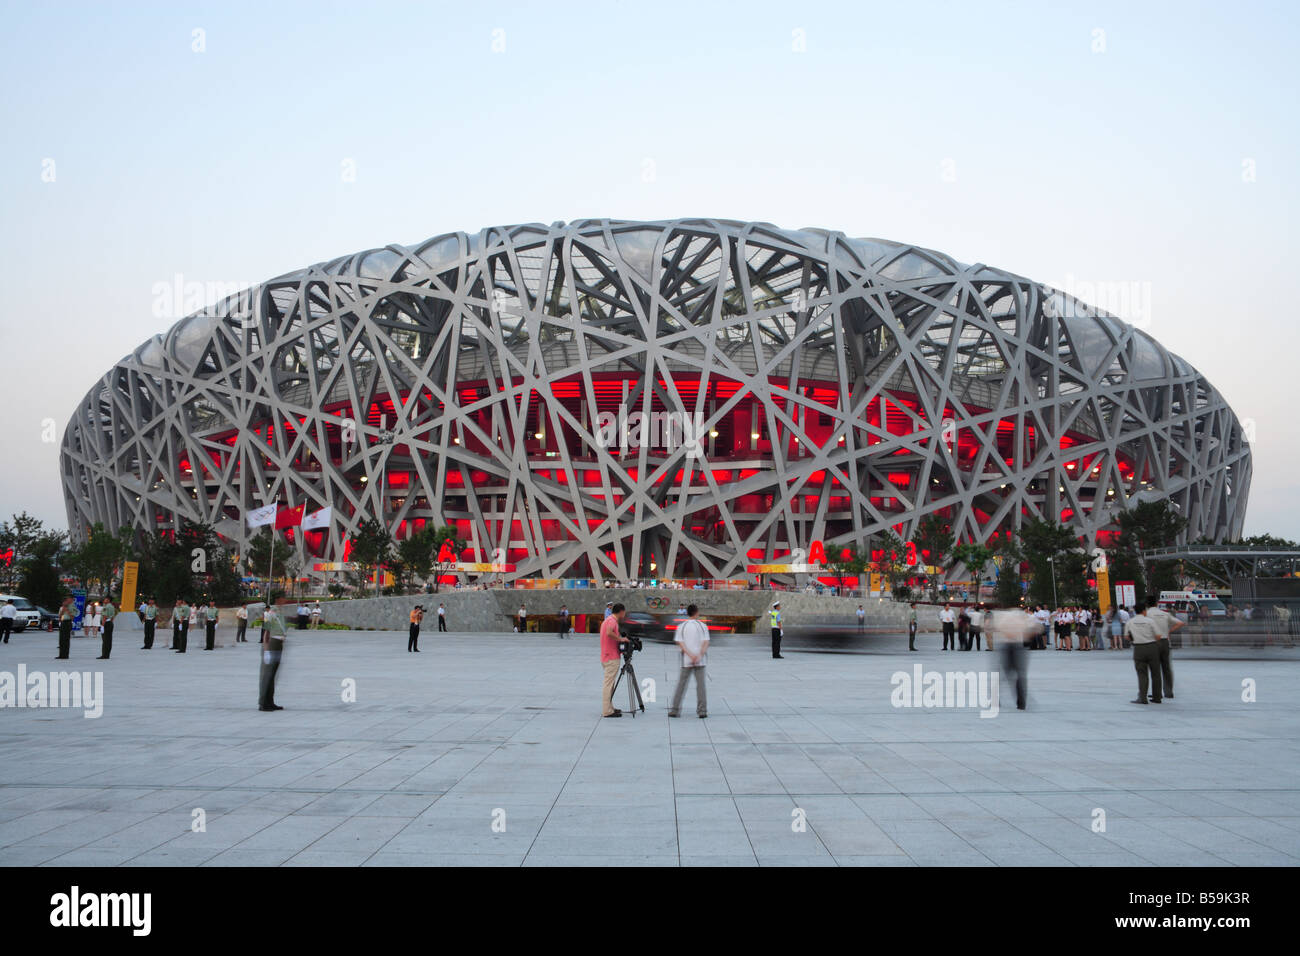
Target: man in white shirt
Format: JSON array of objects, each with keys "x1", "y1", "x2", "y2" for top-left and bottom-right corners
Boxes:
[
  {"x1": 437, "y1": 603, "x2": 447, "y2": 632},
  {"x1": 967, "y1": 604, "x2": 985, "y2": 650},
  {"x1": 1145, "y1": 594, "x2": 1184, "y2": 699},
  {"x1": 989, "y1": 605, "x2": 1041, "y2": 710},
  {"x1": 0, "y1": 600, "x2": 15, "y2": 644},
  {"x1": 939, "y1": 604, "x2": 956, "y2": 650},
  {"x1": 667, "y1": 604, "x2": 709, "y2": 718},
  {"x1": 1124, "y1": 603, "x2": 1163, "y2": 704},
  {"x1": 1033, "y1": 606, "x2": 1051, "y2": 650}
]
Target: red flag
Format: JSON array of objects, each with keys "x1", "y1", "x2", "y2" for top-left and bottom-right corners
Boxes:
[{"x1": 276, "y1": 505, "x2": 305, "y2": 528}]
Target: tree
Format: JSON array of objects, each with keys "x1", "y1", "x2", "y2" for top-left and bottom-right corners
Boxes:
[
  {"x1": 1018, "y1": 517, "x2": 1080, "y2": 606},
  {"x1": 872, "y1": 530, "x2": 908, "y2": 599},
  {"x1": 913, "y1": 514, "x2": 954, "y2": 601},
  {"x1": 428, "y1": 525, "x2": 466, "y2": 593},
  {"x1": 137, "y1": 521, "x2": 245, "y2": 606},
  {"x1": 951, "y1": 541, "x2": 995, "y2": 602},
  {"x1": 397, "y1": 525, "x2": 439, "y2": 591},
  {"x1": 349, "y1": 518, "x2": 393, "y2": 596},
  {"x1": 245, "y1": 528, "x2": 298, "y2": 599},
  {"x1": 1111, "y1": 500, "x2": 1187, "y2": 598},
  {"x1": 827, "y1": 546, "x2": 867, "y2": 594},
  {"x1": 63, "y1": 522, "x2": 134, "y2": 595},
  {"x1": 992, "y1": 537, "x2": 1024, "y2": 607},
  {"x1": 19, "y1": 532, "x2": 67, "y2": 610},
  {"x1": 0, "y1": 512, "x2": 51, "y2": 591}
]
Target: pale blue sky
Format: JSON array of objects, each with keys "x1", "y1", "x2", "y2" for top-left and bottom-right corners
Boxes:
[{"x1": 2, "y1": 0, "x2": 1297, "y2": 538}]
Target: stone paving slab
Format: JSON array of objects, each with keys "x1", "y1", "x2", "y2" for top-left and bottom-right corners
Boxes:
[{"x1": 0, "y1": 628, "x2": 1297, "y2": 866}]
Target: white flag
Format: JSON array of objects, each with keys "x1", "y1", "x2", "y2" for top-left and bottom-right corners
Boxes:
[
  {"x1": 301, "y1": 506, "x2": 333, "y2": 531},
  {"x1": 247, "y1": 503, "x2": 277, "y2": 528}
]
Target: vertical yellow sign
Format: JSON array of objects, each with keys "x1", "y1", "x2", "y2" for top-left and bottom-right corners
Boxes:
[
  {"x1": 120, "y1": 561, "x2": 139, "y2": 614},
  {"x1": 1096, "y1": 567, "x2": 1110, "y2": 615}
]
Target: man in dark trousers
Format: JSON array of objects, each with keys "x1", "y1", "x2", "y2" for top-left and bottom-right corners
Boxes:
[
  {"x1": 558, "y1": 604, "x2": 569, "y2": 638},
  {"x1": 0, "y1": 599, "x2": 15, "y2": 644},
  {"x1": 97, "y1": 597, "x2": 116, "y2": 659},
  {"x1": 258, "y1": 605, "x2": 287, "y2": 711},
  {"x1": 940, "y1": 603, "x2": 956, "y2": 650},
  {"x1": 908, "y1": 602, "x2": 918, "y2": 651},
  {"x1": 769, "y1": 601, "x2": 784, "y2": 659},
  {"x1": 173, "y1": 598, "x2": 190, "y2": 652},
  {"x1": 1124, "y1": 602, "x2": 1163, "y2": 705},
  {"x1": 142, "y1": 598, "x2": 157, "y2": 649},
  {"x1": 437, "y1": 603, "x2": 447, "y2": 632},
  {"x1": 57, "y1": 597, "x2": 75, "y2": 659},
  {"x1": 408, "y1": 605, "x2": 423, "y2": 652},
  {"x1": 1146, "y1": 594, "x2": 1184, "y2": 700},
  {"x1": 204, "y1": 602, "x2": 219, "y2": 650}
]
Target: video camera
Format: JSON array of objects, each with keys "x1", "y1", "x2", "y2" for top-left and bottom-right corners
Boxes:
[{"x1": 619, "y1": 633, "x2": 643, "y2": 655}]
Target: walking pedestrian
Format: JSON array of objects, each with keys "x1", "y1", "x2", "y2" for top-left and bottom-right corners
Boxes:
[
  {"x1": 0, "y1": 599, "x2": 15, "y2": 644},
  {"x1": 667, "y1": 604, "x2": 709, "y2": 718},
  {"x1": 557, "y1": 604, "x2": 569, "y2": 638},
  {"x1": 989, "y1": 604, "x2": 1040, "y2": 710},
  {"x1": 907, "y1": 601, "x2": 918, "y2": 651},
  {"x1": 437, "y1": 602, "x2": 447, "y2": 632},
  {"x1": 258, "y1": 605, "x2": 287, "y2": 711}
]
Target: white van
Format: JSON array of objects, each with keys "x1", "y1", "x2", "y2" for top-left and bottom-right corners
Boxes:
[
  {"x1": 1158, "y1": 590, "x2": 1227, "y2": 620},
  {"x1": 0, "y1": 594, "x2": 43, "y2": 631}
]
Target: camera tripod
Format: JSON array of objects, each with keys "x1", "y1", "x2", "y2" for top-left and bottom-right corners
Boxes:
[{"x1": 610, "y1": 645, "x2": 645, "y2": 716}]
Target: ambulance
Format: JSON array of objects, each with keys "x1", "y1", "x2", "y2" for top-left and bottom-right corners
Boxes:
[{"x1": 1157, "y1": 590, "x2": 1227, "y2": 620}]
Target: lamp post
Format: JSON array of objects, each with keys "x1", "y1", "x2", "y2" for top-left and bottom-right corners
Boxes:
[{"x1": 1048, "y1": 555, "x2": 1059, "y2": 608}]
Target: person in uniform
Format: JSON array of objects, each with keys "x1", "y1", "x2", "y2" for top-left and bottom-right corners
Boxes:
[
  {"x1": 408, "y1": 605, "x2": 423, "y2": 652},
  {"x1": 173, "y1": 598, "x2": 191, "y2": 652},
  {"x1": 258, "y1": 605, "x2": 287, "y2": 711},
  {"x1": 57, "y1": 597, "x2": 76, "y2": 659},
  {"x1": 769, "y1": 601, "x2": 784, "y2": 659},
  {"x1": 142, "y1": 598, "x2": 157, "y2": 649},
  {"x1": 235, "y1": 604, "x2": 249, "y2": 642},
  {"x1": 204, "y1": 602, "x2": 219, "y2": 650},
  {"x1": 97, "y1": 597, "x2": 116, "y2": 659}
]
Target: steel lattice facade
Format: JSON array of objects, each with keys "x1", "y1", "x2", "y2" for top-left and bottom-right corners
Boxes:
[{"x1": 61, "y1": 219, "x2": 1252, "y2": 581}]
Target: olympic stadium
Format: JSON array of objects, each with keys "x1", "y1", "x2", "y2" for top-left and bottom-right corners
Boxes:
[{"x1": 60, "y1": 219, "x2": 1252, "y2": 584}]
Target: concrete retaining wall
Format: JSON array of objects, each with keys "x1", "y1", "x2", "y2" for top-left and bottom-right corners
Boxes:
[{"x1": 312, "y1": 588, "x2": 920, "y2": 632}]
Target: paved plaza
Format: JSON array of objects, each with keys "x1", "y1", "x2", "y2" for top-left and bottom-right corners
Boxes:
[{"x1": 1, "y1": 627, "x2": 1298, "y2": 867}]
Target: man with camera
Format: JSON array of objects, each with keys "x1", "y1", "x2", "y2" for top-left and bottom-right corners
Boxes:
[{"x1": 600, "y1": 602, "x2": 628, "y2": 717}]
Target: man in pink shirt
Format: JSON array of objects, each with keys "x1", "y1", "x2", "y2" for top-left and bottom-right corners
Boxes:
[{"x1": 600, "y1": 603, "x2": 628, "y2": 717}]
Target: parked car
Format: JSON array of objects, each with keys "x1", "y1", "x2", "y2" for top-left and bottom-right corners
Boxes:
[
  {"x1": 35, "y1": 606, "x2": 59, "y2": 630},
  {"x1": 0, "y1": 594, "x2": 43, "y2": 632}
]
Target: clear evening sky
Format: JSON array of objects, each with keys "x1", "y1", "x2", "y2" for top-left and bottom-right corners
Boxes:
[{"x1": 1, "y1": 0, "x2": 1296, "y2": 538}]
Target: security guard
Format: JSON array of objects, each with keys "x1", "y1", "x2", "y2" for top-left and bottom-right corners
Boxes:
[
  {"x1": 770, "y1": 601, "x2": 784, "y2": 659},
  {"x1": 98, "y1": 598, "x2": 116, "y2": 659},
  {"x1": 204, "y1": 602, "x2": 219, "y2": 650},
  {"x1": 173, "y1": 598, "x2": 191, "y2": 652},
  {"x1": 141, "y1": 598, "x2": 157, "y2": 649}
]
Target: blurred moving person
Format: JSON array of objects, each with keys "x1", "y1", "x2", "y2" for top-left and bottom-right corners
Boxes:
[
  {"x1": 989, "y1": 604, "x2": 1041, "y2": 710},
  {"x1": 258, "y1": 605, "x2": 287, "y2": 711}
]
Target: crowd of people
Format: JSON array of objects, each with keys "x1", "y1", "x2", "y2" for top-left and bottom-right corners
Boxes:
[{"x1": 926, "y1": 601, "x2": 1171, "y2": 653}]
